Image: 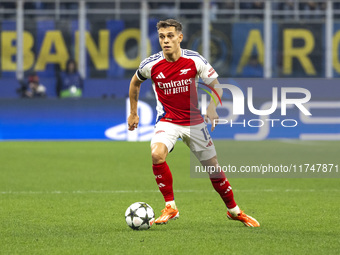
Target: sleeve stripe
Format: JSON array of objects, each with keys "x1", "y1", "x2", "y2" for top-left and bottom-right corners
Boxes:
[
  {"x1": 136, "y1": 70, "x2": 147, "y2": 81},
  {"x1": 140, "y1": 54, "x2": 162, "y2": 69},
  {"x1": 183, "y1": 50, "x2": 208, "y2": 64}
]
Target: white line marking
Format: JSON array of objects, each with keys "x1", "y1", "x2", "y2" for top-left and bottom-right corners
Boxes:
[{"x1": 278, "y1": 139, "x2": 332, "y2": 146}]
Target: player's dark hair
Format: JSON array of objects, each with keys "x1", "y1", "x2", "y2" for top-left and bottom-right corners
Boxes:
[{"x1": 157, "y1": 19, "x2": 183, "y2": 33}]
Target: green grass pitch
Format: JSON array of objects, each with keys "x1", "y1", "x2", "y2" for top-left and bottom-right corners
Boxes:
[{"x1": 0, "y1": 141, "x2": 339, "y2": 254}]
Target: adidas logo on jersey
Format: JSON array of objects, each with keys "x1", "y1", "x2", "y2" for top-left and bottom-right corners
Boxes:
[{"x1": 156, "y1": 72, "x2": 166, "y2": 79}]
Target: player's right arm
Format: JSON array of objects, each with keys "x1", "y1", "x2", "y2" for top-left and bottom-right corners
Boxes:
[
  {"x1": 128, "y1": 52, "x2": 161, "y2": 131},
  {"x1": 127, "y1": 74, "x2": 143, "y2": 131}
]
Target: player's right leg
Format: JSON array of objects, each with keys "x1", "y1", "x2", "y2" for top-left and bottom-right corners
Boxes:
[{"x1": 150, "y1": 122, "x2": 180, "y2": 224}]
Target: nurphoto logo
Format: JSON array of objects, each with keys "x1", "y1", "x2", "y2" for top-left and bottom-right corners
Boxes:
[{"x1": 199, "y1": 84, "x2": 312, "y2": 128}]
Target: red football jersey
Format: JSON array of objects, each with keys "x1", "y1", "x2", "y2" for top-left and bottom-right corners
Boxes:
[{"x1": 136, "y1": 49, "x2": 218, "y2": 126}]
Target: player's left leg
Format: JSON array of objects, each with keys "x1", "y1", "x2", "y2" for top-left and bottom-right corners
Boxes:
[
  {"x1": 200, "y1": 156, "x2": 260, "y2": 227},
  {"x1": 200, "y1": 156, "x2": 237, "y2": 210},
  {"x1": 199, "y1": 155, "x2": 239, "y2": 216},
  {"x1": 186, "y1": 122, "x2": 260, "y2": 227}
]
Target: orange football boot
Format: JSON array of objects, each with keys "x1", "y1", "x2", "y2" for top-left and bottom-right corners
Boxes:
[
  {"x1": 155, "y1": 204, "x2": 179, "y2": 225},
  {"x1": 227, "y1": 211, "x2": 260, "y2": 227}
]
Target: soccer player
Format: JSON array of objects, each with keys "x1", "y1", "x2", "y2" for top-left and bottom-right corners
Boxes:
[{"x1": 128, "y1": 19, "x2": 260, "y2": 227}]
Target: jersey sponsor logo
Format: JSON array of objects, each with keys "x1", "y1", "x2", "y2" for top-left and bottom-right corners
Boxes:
[
  {"x1": 179, "y1": 68, "x2": 191, "y2": 75},
  {"x1": 156, "y1": 72, "x2": 166, "y2": 79},
  {"x1": 157, "y1": 78, "x2": 192, "y2": 89},
  {"x1": 155, "y1": 175, "x2": 162, "y2": 179}
]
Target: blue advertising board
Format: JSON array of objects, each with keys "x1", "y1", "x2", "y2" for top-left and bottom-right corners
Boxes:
[{"x1": 0, "y1": 79, "x2": 339, "y2": 141}]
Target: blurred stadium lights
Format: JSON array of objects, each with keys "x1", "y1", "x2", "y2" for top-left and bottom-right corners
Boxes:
[{"x1": 0, "y1": 0, "x2": 339, "y2": 79}]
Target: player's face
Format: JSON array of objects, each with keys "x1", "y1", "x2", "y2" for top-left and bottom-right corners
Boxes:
[{"x1": 158, "y1": 27, "x2": 183, "y2": 55}]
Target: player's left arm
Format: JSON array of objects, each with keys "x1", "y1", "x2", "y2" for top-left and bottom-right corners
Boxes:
[
  {"x1": 195, "y1": 53, "x2": 222, "y2": 132},
  {"x1": 205, "y1": 78, "x2": 223, "y2": 132}
]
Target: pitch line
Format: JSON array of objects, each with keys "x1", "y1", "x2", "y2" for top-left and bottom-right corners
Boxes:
[
  {"x1": 278, "y1": 139, "x2": 332, "y2": 146},
  {"x1": 0, "y1": 189, "x2": 338, "y2": 195}
]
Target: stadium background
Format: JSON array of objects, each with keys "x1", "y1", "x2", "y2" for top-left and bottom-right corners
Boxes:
[
  {"x1": 0, "y1": 0, "x2": 339, "y2": 140},
  {"x1": 1, "y1": 1, "x2": 339, "y2": 254}
]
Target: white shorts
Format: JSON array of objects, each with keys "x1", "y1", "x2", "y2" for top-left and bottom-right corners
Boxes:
[{"x1": 150, "y1": 121, "x2": 216, "y2": 161}]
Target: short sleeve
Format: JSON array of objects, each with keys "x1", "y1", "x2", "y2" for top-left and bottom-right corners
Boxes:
[
  {"x1": 135, "y1": 52, "x2": 164, "y2": 81},
  {"x1": 196, "y1": 55, "x2": 218, "y2": 85},
  {"x1": 135, "y1": 59, "x2": 150, "y2": 81}
]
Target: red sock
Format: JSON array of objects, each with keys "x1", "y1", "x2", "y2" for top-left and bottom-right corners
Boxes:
[
  {"x1": 209, "y1": 172, "x2": 237, "y2": 209},
  {"x1": 152, "y1": 161, "x2": 174, "y2": 202}
]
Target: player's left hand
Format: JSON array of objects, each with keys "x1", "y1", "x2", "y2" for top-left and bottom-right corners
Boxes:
[{"x1": 204, "y1": 103, "x2": 219, "y2": 132}]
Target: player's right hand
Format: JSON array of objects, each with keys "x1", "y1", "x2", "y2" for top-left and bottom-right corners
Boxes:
[{"x1": 127, "y1": 114, "x2": 139, "y2": 131}]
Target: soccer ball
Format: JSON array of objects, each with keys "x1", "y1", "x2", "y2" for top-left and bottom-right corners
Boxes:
[{"x1": 125, "y1": 202, "x2": 155, "y2": 230}]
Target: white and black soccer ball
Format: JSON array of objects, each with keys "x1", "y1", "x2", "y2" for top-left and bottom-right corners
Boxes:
[{"x1": 125, "y1": 202, "x2": 155, "y2": 230}]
